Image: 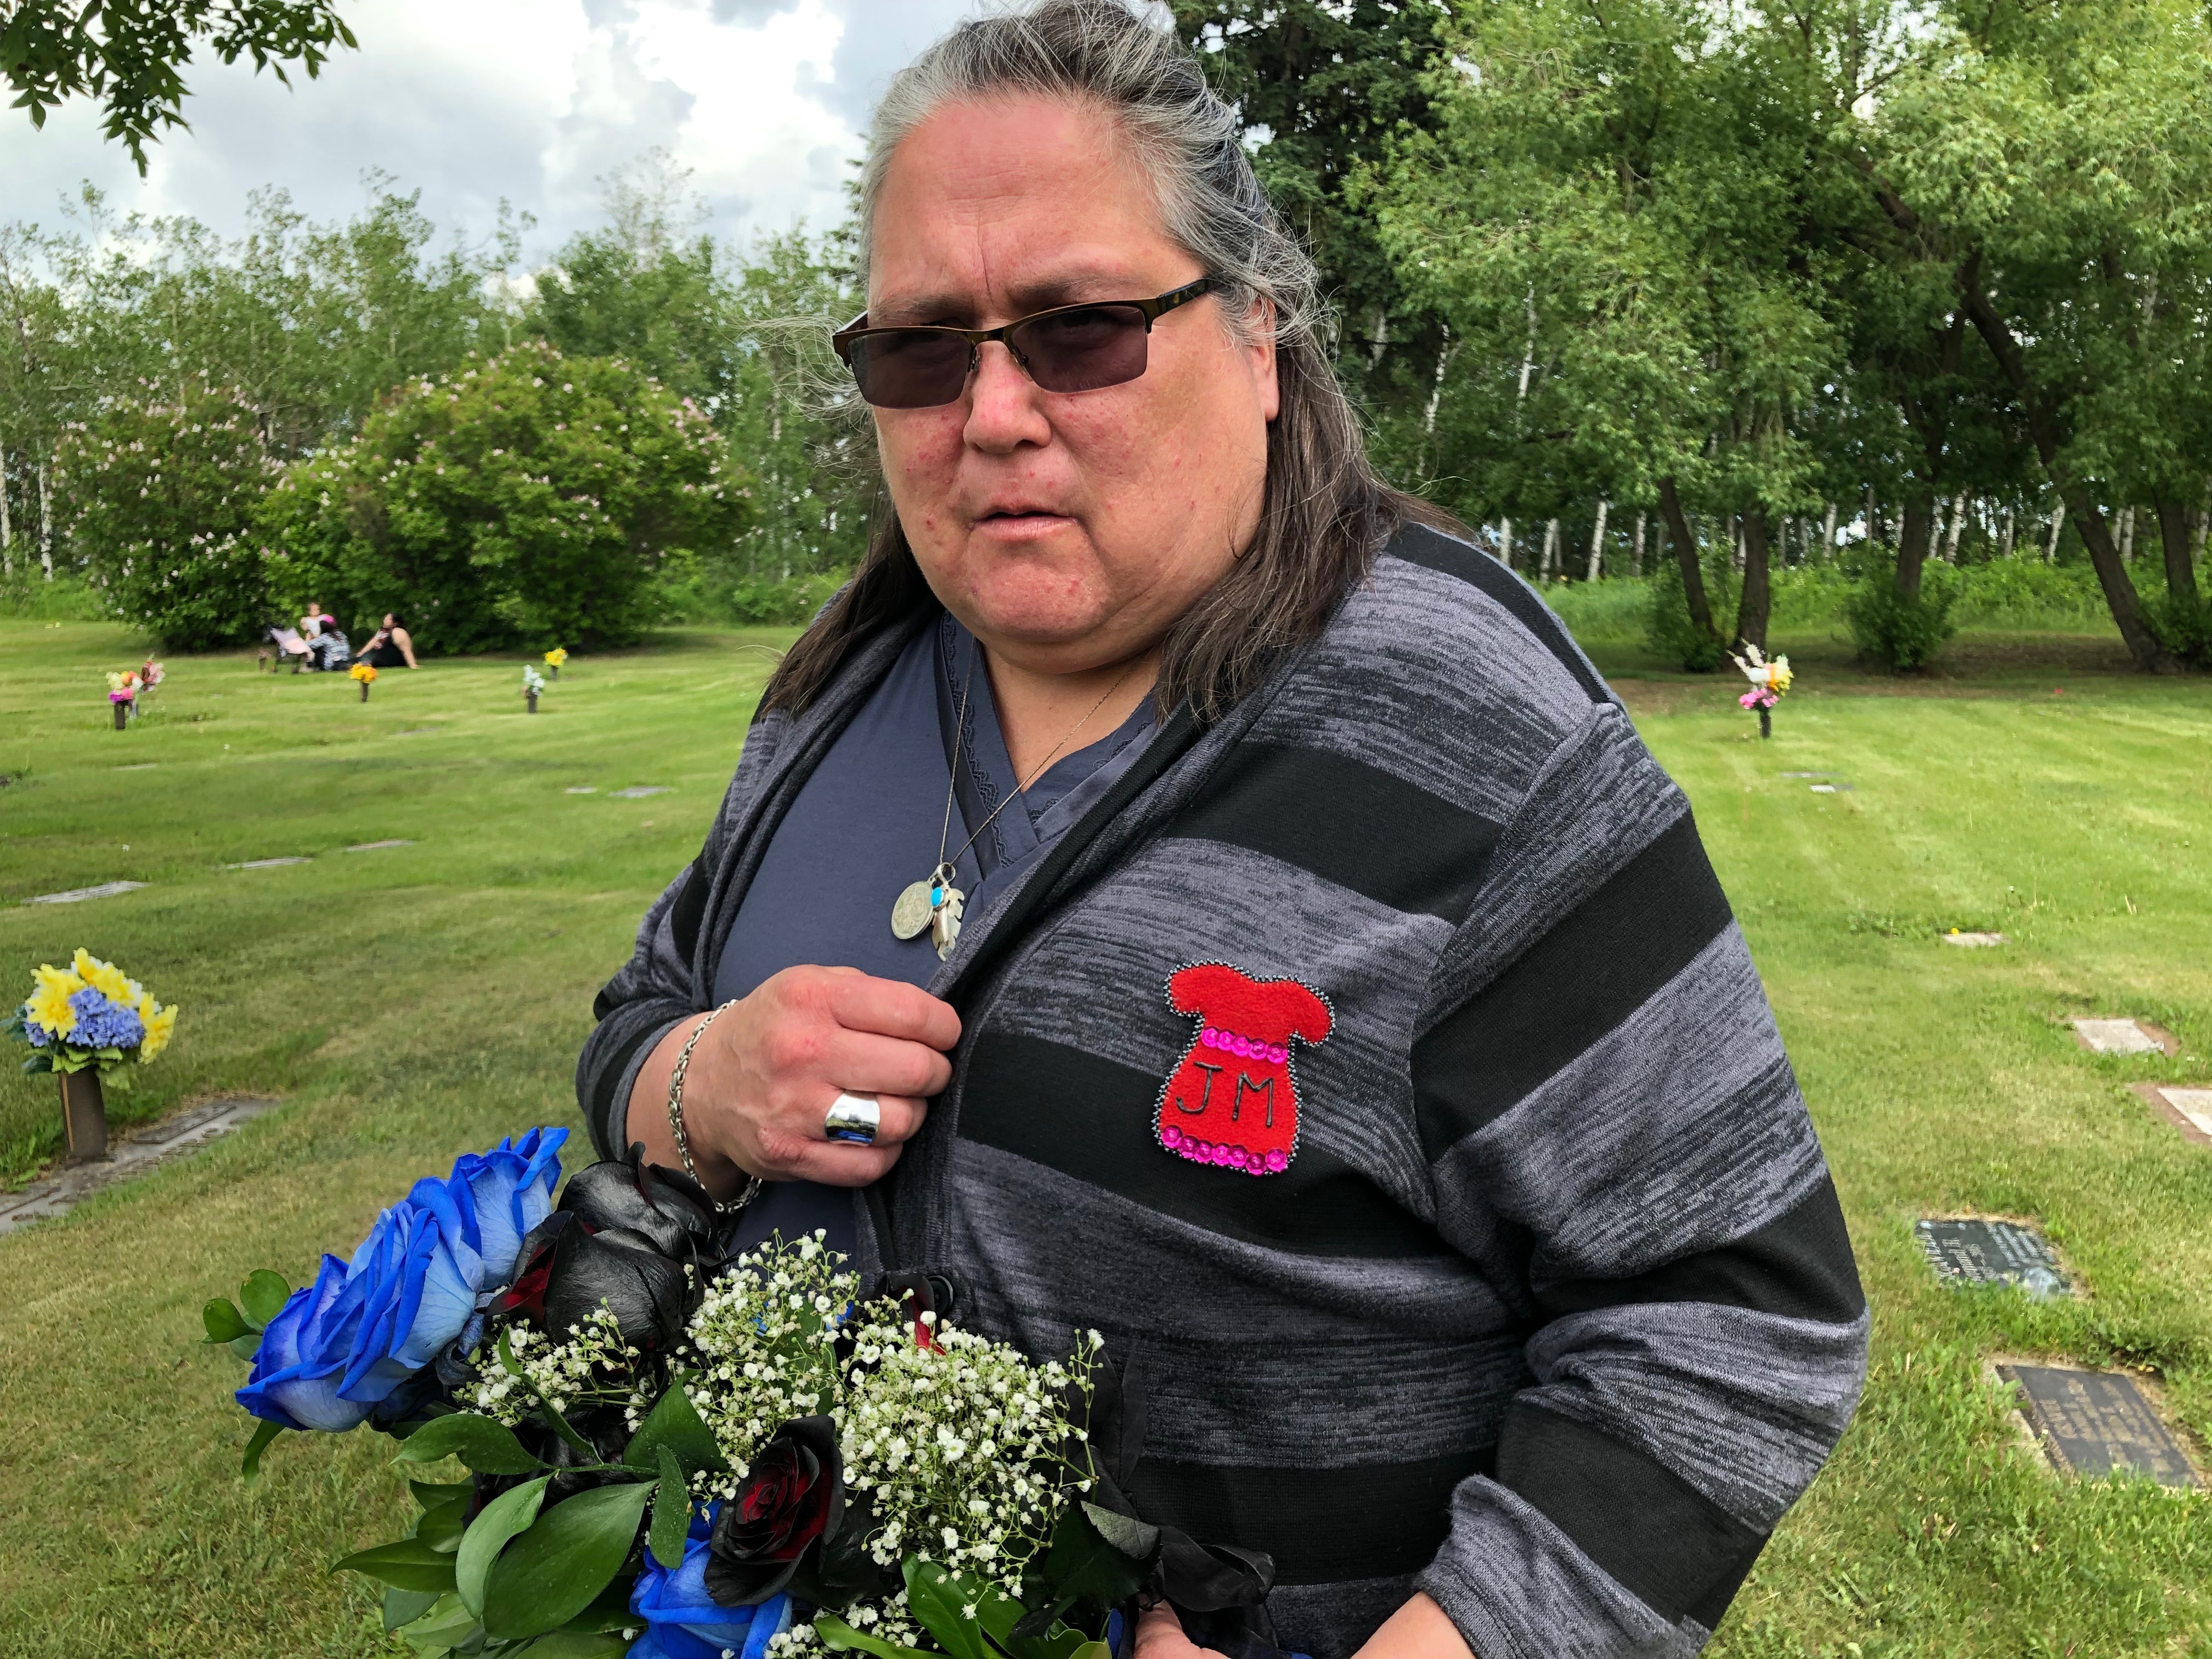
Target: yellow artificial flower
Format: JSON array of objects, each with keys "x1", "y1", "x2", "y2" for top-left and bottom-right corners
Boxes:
[
  {"x1": 139, "y1": 1002, "x2": 179, "y2": 1062},
  {"x1": 26, "y1": 964, "x2": 83, "y2": 1037},
  {"x1": 72, "y1": 948, "x2": 135, "y2": 1004},
  {"x1": 544, "y1": 647, "x2": 568, "y2": 667},
  {"x1": 350, "y1": 662, "x2": 378, "y2": 683}
]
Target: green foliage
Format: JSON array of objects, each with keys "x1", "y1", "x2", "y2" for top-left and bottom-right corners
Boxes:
[
  {"x1": 258, "y1": 341, "x2": 751, "y2": 652},
  {"x1": 1846, "y1": 565, "x2": 1960, "y2": 672},
  {"x1": 0, "y1": 572, "x2": 103, "y2": 619},
  {"x1": 54, "y1": 374, "x2": 276, "y2": 647},
  {"x1": 652, "y1": 558, "x2": 846, "y2": 628},
  {"x1": 0, "y1": 1, "x2": 357, "y2": 172},
  {"x1": 1645, "y1": 555, "x2": 1729, "y2": 673}
]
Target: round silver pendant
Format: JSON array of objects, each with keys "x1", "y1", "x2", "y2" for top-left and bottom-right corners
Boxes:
[{"x1": 890, "y1": 879, "x2": 935, "y2": 941}]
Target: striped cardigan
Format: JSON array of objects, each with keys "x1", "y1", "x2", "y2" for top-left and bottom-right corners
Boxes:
[{"x1": 578, "y1": 523, "x2": 1867, "y2": 1659}]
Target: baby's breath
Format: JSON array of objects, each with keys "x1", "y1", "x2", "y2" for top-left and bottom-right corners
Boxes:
[{"x1": 461, "y1": 1310, "x2": 641, "y2": 1424}]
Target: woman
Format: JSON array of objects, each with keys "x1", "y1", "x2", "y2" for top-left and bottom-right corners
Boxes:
[
  {"x1": 358, "y1": 613, "x2": 417, "y2": 669},
  {"x1": 579, "y1": 6, "x2": 1865, "y2": 1657}
]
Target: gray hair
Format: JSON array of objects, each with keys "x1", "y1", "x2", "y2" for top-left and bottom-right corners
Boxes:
[
  {"x1": 856, "y1": 0, "x2": 1322, "y2": 358},
  {"x1": 764, "y1": 0, "x2": 1448, "y2": 724}
]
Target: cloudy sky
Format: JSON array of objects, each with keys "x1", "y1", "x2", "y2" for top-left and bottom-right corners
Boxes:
[{"x1": 0, "y1": 0, "x2": 1000, "y2": 258}]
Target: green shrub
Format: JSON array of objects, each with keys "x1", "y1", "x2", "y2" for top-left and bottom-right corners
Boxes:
[
  {"x1": 53, "y1": 375, "x2": 278, "y2": 647},
  {"x1": 0, "y1": 571, "x2": 106, "y2": 620},
  {"x1": 258, "y1": 341, "x2": 753, "y2": 653},
  {"x1": 651, "y1": 557, "x2": 847, "y2": 627},
  {"x1": 1644, "y1": 554, "x2": 1729, "y2": 670},
  {"x1": 2143, "y1": 585, "x2": 2211, "y2": 664},
  {"x1": 1846, "y1": 562, "x2": 1959, "y2": 670}
]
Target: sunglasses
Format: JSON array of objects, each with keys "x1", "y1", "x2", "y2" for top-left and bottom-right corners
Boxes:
[{"x1": 832, "y1": 276, "x2": 1218, "y2": 409}]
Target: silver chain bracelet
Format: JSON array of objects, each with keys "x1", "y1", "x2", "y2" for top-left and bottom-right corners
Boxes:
[{"x1": 667, "y1": 1002, "x2": 764, "y2": 1217}]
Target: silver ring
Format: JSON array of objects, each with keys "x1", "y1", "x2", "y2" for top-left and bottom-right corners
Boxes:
[{"x1": 823, "y1": 1091, "x2": 882, "y2": 1146}]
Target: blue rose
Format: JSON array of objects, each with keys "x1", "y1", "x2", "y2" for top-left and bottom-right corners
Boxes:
[
  {"x1": 629, "y1": 1503, "x2": 791, "y2": 1659},
  {"x1": 336, "y1": 1127, "x2": 568, "y2": 1406},
  {"x1": 235, "y1": 1252, "x2": 373, "y2": 1432}
]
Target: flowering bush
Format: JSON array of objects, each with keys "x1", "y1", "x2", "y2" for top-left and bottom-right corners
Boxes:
[
  {"x1": 55, "y1": 375, "x2": 279, "y2": 647},
  {"x1": 257, "y1": 342, "x2": 752, "y2": 653},
  {"x1": 5, "y1": 949, "x2": 179, "y2": 1086},
  {"x1": 202, "y1": 1143, "x2": 1288, "y2": 1659}
]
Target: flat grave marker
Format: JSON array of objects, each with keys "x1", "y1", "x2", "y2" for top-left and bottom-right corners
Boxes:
[
  {"x1": 565, "y1": 786, "x2": 598, "y2": 795},
  {"x1": 1916, "y1": 1218, "x2": 2068, "y2": 1300},
  {"x1": 22, "y1": 881, "x2": 148, "y2": 906},
  {"x1": 0, "y1": 1096, "x2": 278, "y2": 1239},
  {"x1": 1999, "y1": 1363, "x2": 2201, "y2": 1488},
  {"x1": 1778, "y1": 771, "x2": 1836, "y2": 778},
  {"x1": 345, "y1": 839, "x2": 416, "y2": 852},
  {"x1": 228, "y1": 856, "x2": 313, "y2": 870},
  {"x1": 1942, "y1": 930, "x2": 2006, "y2": 948},
  {"x1": 2134, "y1": 1085, "x2": 2212, "y2": 1144},
  {"x1": 2073, "y1": 1018, "x2": 2171, "y2": 1056},
  {"x1": 1809, "y1": 782, "x2": 1854, "y2": 794},
  {"x1": 610, "y1": 786, "x2": 672, "y2": 799}
]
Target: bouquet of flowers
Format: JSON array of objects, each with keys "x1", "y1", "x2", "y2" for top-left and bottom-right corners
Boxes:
[
  {"x1": 353, "y1": 661, "x2": 380, "y2": 701},
  {"x1": 5, "y1": 949, "x2": 179, "y2": 1086},
  {"x1": 106, "y1": 667, "x2": 144, "y2": 715},
  {"x1": 1729, "y1": 644, "x2": 1792, "y2": 735},
  {"x1": 544, "y1": 648, "x2": 568, "y2": 678},
  {"x1": 523, "y1": 665, "x2": 548, "y2": 712},
  {"x1": 207, "y1": 1138, "x2": 1280, "y2": 1659}
]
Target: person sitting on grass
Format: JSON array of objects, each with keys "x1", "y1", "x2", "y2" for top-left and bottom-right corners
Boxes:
[
  {"x1": 306, "y1": 621, "x2": 351, "y2": 672},
  {"x1": 357, "y1": 613, "x2": 417, "y2": 669}
]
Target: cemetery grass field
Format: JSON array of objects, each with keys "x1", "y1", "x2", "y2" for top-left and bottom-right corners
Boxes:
[{"x1": 1, "y1": 616, "x2": 2209, "y2": 1657}]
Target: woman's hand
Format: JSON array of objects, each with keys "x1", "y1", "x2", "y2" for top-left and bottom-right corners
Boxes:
[
  {"x1": 1134, "y1": 1605, "x2": 1225, "y2": 1658},
  {"x1": 626, "y1": 966, "x2": 961, "y2": 1192}
]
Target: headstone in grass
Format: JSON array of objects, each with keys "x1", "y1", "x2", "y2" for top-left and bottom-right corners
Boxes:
[
  {"x1": 1999, "y1": 1364, "x2": 2201, "y2": 1488},
  {"x1": 22, "y1": 881, "x2": 148, "y2": 906},
  {"x1": 1915, "y1": 1218, "x2": 2068, "y2": 1300},
  {"x1": 1942, "y1": 930, "x2": 2006, "y2": 948},
  {"x1": 2073, "y1": 1018, "x2": 2171, "y2": 1056},
  {"x1": 610, "y1": 786, "x2": 672, "y2": 799},
  {"x1": 345, "y1": 839, "x2": 416, "y2": 852},
  {"x1": 228, "y1": 856, "x2": 312, "y2": 870},
  {"x1": 0, "y1": 1096, "x2": 277, "y2": 1239}
]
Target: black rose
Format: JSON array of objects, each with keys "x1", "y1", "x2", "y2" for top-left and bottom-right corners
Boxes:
[
  {"x1": 543, "y1": 1220, "x2": 693, "y2": 1352},
  {"x1": 557, "y1": 1152, "x2": 723, "y2": 1260},
  {"x1": 705, "y1": 1417, "x2": 845, "y2": 1606}
]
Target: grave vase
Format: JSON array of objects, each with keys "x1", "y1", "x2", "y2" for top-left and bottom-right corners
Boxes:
[
  {"x1": 111, "y1": 699, "x2": 128, "y2": 730},
  {"x1": 1758, "y1": 707, "x2": 1771, "y2": 739},
  {"x1": 526, "y1": 689, "x2": 540, "y2": 713},
  {"x1": 359, "y1": 680, "x2": 371, "y2": 703},
  {"x1": 60, "y1": 1068, "x2": 110, "y2": 1163}
]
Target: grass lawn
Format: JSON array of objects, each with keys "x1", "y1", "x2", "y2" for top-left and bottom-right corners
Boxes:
[{"x1": 1, "y1": 616, "x2": 2208, "y2": 1657}]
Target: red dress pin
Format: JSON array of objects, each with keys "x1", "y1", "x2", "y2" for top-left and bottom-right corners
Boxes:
[{"x1": 1155, "y1": 963, "x2": 1333, "y2": 1176}]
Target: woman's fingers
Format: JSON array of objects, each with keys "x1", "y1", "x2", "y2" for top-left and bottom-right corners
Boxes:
[
  {"x1": 1134, "y1": 1606, "x2": 1221, "y2": 1658},
  {"x1": 825, "y1": 971, "x2": 962, "y2": 1052},
  {"x1": 822, "y1": 1028, "x2": 955, "y2": 1103}
]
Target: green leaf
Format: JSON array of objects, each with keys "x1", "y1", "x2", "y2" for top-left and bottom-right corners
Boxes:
[
  {"x1": 410, "y1": 1479, "x2": 476, "y2": 1511},
  {"x1": 456, "y1": 1474, "x2": 549, "y2": 1617},
  {"x1": 1015, "y1": 1503, "x2": 1148, "y2": 1641},
  {"x1": 392, "y1": 1590, "x2": 478, "y2": 1652},
  {"x1": 554, "y1": 1571, "x2": 644, "y2": 1633},
  {"x1": 505, "y1": 1634, "x2": 632, "y2": 1658},
  {"x1": 1080, "y1": 1502, "x2": 1158, "y2": 1561},
  {"x1": 331, "y1": 1536, "x2": 463, "y2": 1594},
  {"x1": 901, "y1": 1559, "x2": 996, "y2": 1659},
  {"x1": 227, "y1": 1330, "x2": 261, "y2": 1364},
  {"x1": 481, "y1": 1479, "x2": 652, "y2": 1640},
  {"x1": 240, "y1": 1418, "x2": 286, "y2": 1484},
  {"x1": 383, "y1": 1586, "x2": 445, "y2": 1632},
  {"x1": 239, "y1": 1268, "x2": 291, "y2": 1329},
  {"x1": 813, "y1": 1613, "x2": 932, "y2": 1658},
  {"x1": 621, "y1": 1375, "x2": 728, "y2": 1475},
  {"x1": 648, "y1": 1445, "x2": 691, "y2": 1573},
  {"x1": 393, "y1": 1413, "x2": 547, "y2": 1475},
  {"x1": 415, "y1": 1494, "x2": 471, "y2": 1553},
  {"x1": 202, "y1": 1297, "x2": 250, "y2": 1344}
]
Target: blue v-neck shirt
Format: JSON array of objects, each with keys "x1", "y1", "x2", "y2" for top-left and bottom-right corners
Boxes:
[{"x1": 709, "y1": 612, "x2": 1156, "y2": 1255}]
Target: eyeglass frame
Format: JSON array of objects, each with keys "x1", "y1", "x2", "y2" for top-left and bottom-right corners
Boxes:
[{"x1": 830, "y1": 275, "x2": 1220, "y2": 405}]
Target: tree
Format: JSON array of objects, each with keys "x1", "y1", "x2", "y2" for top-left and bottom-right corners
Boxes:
[
  {"x1": 54, "y1": 373, "x2": 276, "y2": 644},
  {"x1": 258, "y1": 341, "x2": 753, "y2": 652},
  {"x1": 2, "y1": 0, "x2": 356, "y2": 172}
]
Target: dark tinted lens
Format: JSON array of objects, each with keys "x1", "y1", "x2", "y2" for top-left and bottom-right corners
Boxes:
[
  {"x1": 849, "y1": 330, "x2": 972, "y2": 409},
  {"x1": 1010, "y1": 304, "x2": 1150, "y2": 393}
]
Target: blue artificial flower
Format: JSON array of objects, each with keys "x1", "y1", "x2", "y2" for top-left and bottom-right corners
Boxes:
[
  {"x1": 629, "y1": 1504, "x2": 790, "y2": 1659},
  {"x1": 334, "y1": 1127, "x2": 568, "y2": 1407},
  {"x1": 66, "y1": 986, "x2": 144, "y2": 1051},
  {"x1": 235, "y1": 1253, "x2": 374, "y2": 1432},
  {"x1": 21, "y1": 1011, "x2": 50, "y2": 1049}
]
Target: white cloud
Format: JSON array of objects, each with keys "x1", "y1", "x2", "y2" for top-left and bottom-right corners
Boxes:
[{"x1": 0, "y1": 0, "x2": 978, "y2": 256}]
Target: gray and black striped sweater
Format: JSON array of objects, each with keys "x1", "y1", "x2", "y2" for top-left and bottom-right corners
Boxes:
[{"x1": 579, "y1": 523, "x2": 1867, "y2": 1659}]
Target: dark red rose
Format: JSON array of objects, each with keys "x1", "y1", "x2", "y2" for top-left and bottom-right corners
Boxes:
[
  {"x1": 705, "y1": 1416, "x2": 845, "y2": 1606},
  {"x1": 489, "y1": 1213, "x2": 572, "y2": 1324}
]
